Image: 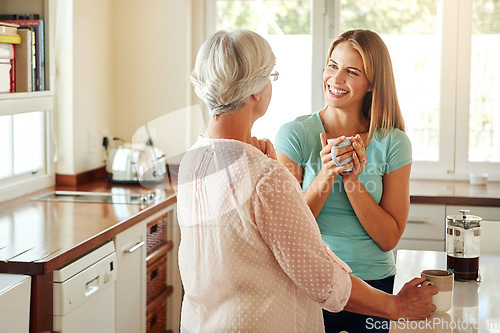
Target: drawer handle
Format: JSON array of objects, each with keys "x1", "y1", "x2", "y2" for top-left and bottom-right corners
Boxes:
[
  {"x1": 408, "y1": 220, "x2": 427, "y2": 224},
  {"x1": 86, "y1": 276, "x2": 99, "y2": 296},
  {"x1": 150, "y1": 314, "x2": 158, "y2": 328},
  {"x1": 151, "y1": 268, "x2": 158, "y2": 280},
  {"x1": 125, "y1": 241, "x2": 145, "y2": 253}
]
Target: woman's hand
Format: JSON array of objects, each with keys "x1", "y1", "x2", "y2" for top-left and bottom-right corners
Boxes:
[
  {"x1": 344, "y1": 275, "x2": 436, "y2": 321},
  {"x1": 342, "y1": 133, "x2": 368, "y2": 181},
  {"x1": 319, "y1": 133, "x2": 353, "y2": 181},
  {"x1": 394, "y1": 277, "x2": 438, "y2": 320},
  {"x1": 251, "y1": 137, "x2": 277, "y2": 160}
]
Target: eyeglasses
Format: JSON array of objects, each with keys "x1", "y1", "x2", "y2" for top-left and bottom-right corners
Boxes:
[{"x1": 270, "y1": 71, "x2": 279, "y2": 82}]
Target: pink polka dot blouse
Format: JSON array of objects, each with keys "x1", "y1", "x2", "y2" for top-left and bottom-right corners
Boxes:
[{"x1": 177, "y1": 136, "x2": 352, "y2": 332}]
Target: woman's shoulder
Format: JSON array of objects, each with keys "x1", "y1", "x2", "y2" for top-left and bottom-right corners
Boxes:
[
  {"x1": 276, "y1": 112, "x2": 322, "y2": 142},
  {"x1": 374, "y1": 128, "x2": 411, "y2": 146},
  {"x1": 283, "y1": 112, "x2": 321, "y2": 126},
  {"x1": 370, "y1": 128, "x2": 412, "y2": 169},
  {"x1": 254, "y1": 157, "x2": 301, "y2": 191}
]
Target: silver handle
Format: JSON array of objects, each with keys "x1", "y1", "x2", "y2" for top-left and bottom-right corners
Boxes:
[
  {"x1": 125, "y1": 241, "x2": 145, "y2": 253},
  {"x1": 407, "y1": 220, "x2": 427, "y2": 224}
]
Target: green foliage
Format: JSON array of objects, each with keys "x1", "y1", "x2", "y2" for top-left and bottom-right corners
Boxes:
[
  {"x1": 339, "y1": 0, "x2": 437, "y2": 34},
  {"x1": 216, "y1": 0, "x2": 499, "y2": 35},
  {"x1": 216, "y1": 0, "x2": 310, "y2": 34},
  {"x1": 472, "y1": 0, "x2": 500, "y2": 34}
]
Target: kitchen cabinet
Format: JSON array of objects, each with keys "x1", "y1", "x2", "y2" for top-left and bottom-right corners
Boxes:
[
  {"x1": 0, "y1": 274, "x2": 31, "y2": 333},
  {"x1": 396, "y1": 203, "x2": 500, "y2": 255},
  {"x1": 145, "y1": 203, "x2": 181, "y2": 333},
  {"x1": 0, "y1": 176, "x2": 179, "y2": 333},
  {"x1": 115, "y1": 203, "x2": 181, "y2": 333},
  {"x1": 395, "y1": 204, "x2": 447, "y2": 252},
  {"x1": 115, "y1": 218, "x2": 147, "y2": 333},
  {"x1": 165, "y1": 204, "x2": 182, "y2": 333}
]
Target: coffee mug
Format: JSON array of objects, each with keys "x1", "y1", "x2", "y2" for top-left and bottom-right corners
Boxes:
[
  {"x1": 327, "y1": 137, "x2": 353, "y2": 172},
  {"x1": 421, "y1": 269, "x2": 454, "y2": 312}
]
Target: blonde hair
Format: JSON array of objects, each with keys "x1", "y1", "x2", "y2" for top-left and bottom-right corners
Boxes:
[
  {"x1": 327, "y1": 29, "x2": 405, "y2": 143},
  {"x1": 191, "y1": 29, "x2": 276, "y2": 116}
]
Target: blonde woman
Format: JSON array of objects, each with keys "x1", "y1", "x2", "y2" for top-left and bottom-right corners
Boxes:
[{"x1": 275, "y1": 29, "x2": 411, "y2": 332}]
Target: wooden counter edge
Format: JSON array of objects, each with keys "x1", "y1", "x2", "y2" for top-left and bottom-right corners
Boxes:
[{"x1": 411, "y1": 195, "x2": 500, "y2": 207}]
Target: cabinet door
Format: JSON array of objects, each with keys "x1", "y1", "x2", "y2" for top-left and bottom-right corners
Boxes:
[
  {"x1": 165, "y1": 203, "x2": 182, "y2": 333},
  {"x1": 395, "y1": 204, "x2": 446, "y2": 252},
  {"x1": 115, "y1": 220, "x2": 147, "y2": 333}
]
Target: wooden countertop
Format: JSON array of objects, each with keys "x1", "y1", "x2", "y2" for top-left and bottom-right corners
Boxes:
[
  {"x1": 410, "y1": 180, "x2": 500, "y2": 206},
  {"x1": 0, "y1": 179, "x2": 177, "y2": 276}
]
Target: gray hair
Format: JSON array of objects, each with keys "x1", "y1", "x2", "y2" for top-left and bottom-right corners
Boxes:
[{"x1": 190, "y1": 29, "x2": 276, "y2": 116}]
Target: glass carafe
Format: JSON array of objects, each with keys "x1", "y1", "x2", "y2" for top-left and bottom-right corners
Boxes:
[{"x1": 446, "y1": 209, "x2": 482, "y2": 281}]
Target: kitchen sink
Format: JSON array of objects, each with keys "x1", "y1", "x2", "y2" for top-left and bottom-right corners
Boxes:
[{"x1": 32, "y1": 190, "x2": 161, "y2": 205}]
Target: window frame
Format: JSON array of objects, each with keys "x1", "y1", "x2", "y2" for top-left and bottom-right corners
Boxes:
[
  {"x1": 203, "y1": 0, "x2": 499, "y2": 181},
  {"x1": 0, "y1": 95, "x2": 54, "y2": 202},
  {"x1": 454, "y1": 0, "x2": 500, "y2": 178}
]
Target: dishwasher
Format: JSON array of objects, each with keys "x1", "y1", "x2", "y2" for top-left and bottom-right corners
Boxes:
[{"x1": 53, "y1": 241, "x2": 117, "y2": 333}]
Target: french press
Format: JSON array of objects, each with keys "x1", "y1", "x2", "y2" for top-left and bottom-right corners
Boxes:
[{"x1": 446, "y1": 209, "x2": 482, "y2": 281}]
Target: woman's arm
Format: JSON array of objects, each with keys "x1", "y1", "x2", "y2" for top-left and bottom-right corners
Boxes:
[
  {"x1": 253, "y1": 164, "x2": 435, "y2": 319},
  {"x1": 276, "y1": 133, "x2": 352, "y2": 217},
  {"x1": 343, "y1": 146, "x2": 411, "y2": 251},
  {"x1": 253, "y1": 165, "x2": 353, "y2": 311},
  {"x1": 344, "y1": 274, "x2": 437, "y2": 320}
]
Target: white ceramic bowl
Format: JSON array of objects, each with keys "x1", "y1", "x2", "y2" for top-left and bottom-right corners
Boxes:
[{"x1": 469, "y1": 173, "x2": 488, "y2": 186}]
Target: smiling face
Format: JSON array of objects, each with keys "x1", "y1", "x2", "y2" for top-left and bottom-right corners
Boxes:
[{"x1": 323, "y1": 41, "x2": 372, "y2": 114}]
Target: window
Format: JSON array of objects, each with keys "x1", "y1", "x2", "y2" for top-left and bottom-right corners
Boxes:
[
  {"x1": 0, "y1": 104, "x2": 52, "y2": 201},
  {"x1": 211, "y1": 0, "x2": 313, "y2": 141},
  {"x1": 337, "y1": 0, "x2": 442, "y2": 164},
  {"x1": 207, "y1": 0, "x2": 500, "y2": 180},
  {"x1": 0, "y1": 111, "x2": 46, "y2": 177},
  {"x1": 460, "y1": 0, "x2": 500, "y2": 167}
]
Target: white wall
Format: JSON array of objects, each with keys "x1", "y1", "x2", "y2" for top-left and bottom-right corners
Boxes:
[
  {"x1": 56, "y1": 0, "x2": 192, "y2": 175},
  {"x1": 112, "y1": 0, "x2": 189, "y2": 142},
  {"x1": 56, "y1": 0, "x2": 114, "y2": 174}
]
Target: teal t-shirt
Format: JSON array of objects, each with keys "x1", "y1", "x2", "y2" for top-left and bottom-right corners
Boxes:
[{"x1": 274, "y1": 112, "x2": 412, "y2": 280}]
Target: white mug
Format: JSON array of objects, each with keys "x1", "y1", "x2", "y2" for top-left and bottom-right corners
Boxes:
[
  {"x1": 421, "y1": 269, "x2": 454, "y2": 312},
  {"x1": 327, "y1": 137, "x2": 353, "y2": 172}
]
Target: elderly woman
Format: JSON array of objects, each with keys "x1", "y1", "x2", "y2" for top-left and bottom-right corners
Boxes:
[{"x1": 177, "y1": 29, "x2": 436, "y2": 332}]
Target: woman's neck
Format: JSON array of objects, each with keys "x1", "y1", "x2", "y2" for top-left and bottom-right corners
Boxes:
[
  {"x1": 320, "y1": 107, "x2": 369, "y2": 138},
  {"x1": 203, "y1": 108, "x2": 253, "y2": 144}
]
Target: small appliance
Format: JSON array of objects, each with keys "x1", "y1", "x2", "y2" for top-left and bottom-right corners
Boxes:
[{"x1": 106, "y1": 143, "x2": 166, "y2": 184}]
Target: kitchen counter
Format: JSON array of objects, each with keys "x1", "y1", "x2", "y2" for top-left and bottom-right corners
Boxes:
[
  {"x1": 391, "y1": 249, "x2": 500, "y2": 332},
  {"x1": 410, "y1": 180, "x2": 500, "y2": 206},
  {"x1": 0, "y1": 178, "x2": 177, "y2": 332},
  {"x1": 0, "y1": 179, "x2": 497, "y2": 272},
  {"x1": 0, "y1": 179, "x2": 176, "y2": 274},
  {"x1": 0, "y1": 176, "x2": 498, "y2": 332}
]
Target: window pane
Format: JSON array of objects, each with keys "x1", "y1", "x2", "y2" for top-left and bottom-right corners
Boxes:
[
  {"x1": 339, "y1": 0, "x2": 441, "y2": 161},
  {"x1": 13, "y1": 112, "x2": 45, "y2": 175},
  {"x1": 0, "y1": 116, "x2": 12, "y2": 178},
  {"x1": 215, "y1": 0, "x2": 312, "y2": 141},
  {"x1": 468, "y1": 0, "x2": 500, "y2": 162}
]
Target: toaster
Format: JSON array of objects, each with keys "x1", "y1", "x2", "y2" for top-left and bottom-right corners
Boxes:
[{"x1": 106, "y1": 144, "x2": 167, "y2": 184}]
